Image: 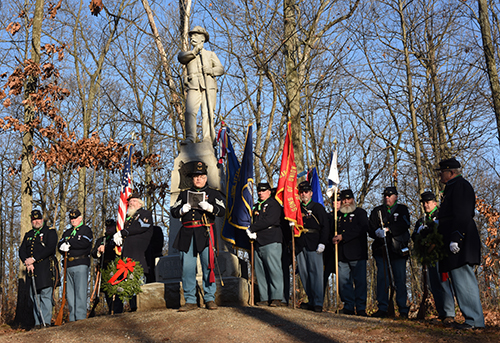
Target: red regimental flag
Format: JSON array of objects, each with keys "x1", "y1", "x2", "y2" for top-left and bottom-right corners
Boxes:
[{"x1": 275, "y1": 122, "x2": 304, "y2": 237}]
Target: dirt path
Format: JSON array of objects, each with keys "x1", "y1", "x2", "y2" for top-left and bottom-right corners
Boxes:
[{"x1": 1, "y1": 306, "x2": 498, "y2": 343}]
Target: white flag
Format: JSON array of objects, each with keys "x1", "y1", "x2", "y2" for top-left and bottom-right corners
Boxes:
[{"x1": 326, "y1": 150, "x2": 340, "y2": 198}]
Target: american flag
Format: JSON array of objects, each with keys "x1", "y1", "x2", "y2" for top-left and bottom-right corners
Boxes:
[{"x1": 115, "y1": 145, "x2": 133, "y2": 255}]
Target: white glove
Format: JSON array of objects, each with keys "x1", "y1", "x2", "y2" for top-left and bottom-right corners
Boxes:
[
  {"x1": 417, "y1": 225, "x2": 425, "y2": 234},
  {"x1": 289, "y1": 221, "x2": 295, "y2": 227},
  {"x1": 450, "y1": 242, "x2": 460, "y2": 254},
  {"x1": 180, "y1": 203, "x2": 191, "y2": 215},
  {"x1": 199, "y1": 201, "x2": 214, "y2": 213},
  {"x1": 60, "y1": 242, "x2": 71, "y2": 252},
  {"x1": 246, "y1": 229, "x2": 257, "y2": 240},
  {"x1": 316, "y1": 243, "x2": 325, "y2": 254},
  {"x1": 113, "y1": 231, "x2": 123, "y2": 246},
  {"x1": 375, "y1": 228, "x2": 387, "y2": 238}
]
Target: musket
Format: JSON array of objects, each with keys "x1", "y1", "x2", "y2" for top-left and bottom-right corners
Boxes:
[
  {"x1": 416, "y1": 264, "x2": 428, "y2": 320},
  {"x1": 88, "y1": 235, "x2": 106, "y2": 318},
  {"x1": 378, "y1": 210, "x2": 395, "y2": 317},
  {"x1": 198, "y1": 51, "x2": 216, "y2": 145},
  {"x1": 31, "y1": 272, "x2": 46, "y2": 327},
  {"x1": 54, "y1": 251, "x2": 68, "y2": 326}
]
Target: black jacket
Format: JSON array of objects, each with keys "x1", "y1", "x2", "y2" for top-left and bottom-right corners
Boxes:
[
  {"x1": 438, "y1": 175, "x2": 481, "y2": 272},
  {"x1": 249, "y1": 196, "x2": 283, "y2": 246},
  {"x1": 171, "y1": 185, "x2": 226, "y2": 253},
  {"x1": 121, "y1": 208, "x2": 154, "y2": 273},
  {"x1": 58, "y1": 223, "x2": 93, "y2": 268},
  {"x1": 91, "y1": 234, "x2": 118, "y2": 268},
  {"x1": 295, "y1": 200, "x2": 329, "y2": 252},
  {"x1": 337, "y1": 207, "x2": 369, "y2": 261},
  {"x1": 19, "y1": 223, "x2": 58, "y2": 290},
  {"x1": 412, "y1": 208, "x2": 439, "y2": 242},
  {"x1": 368, "y1": 202, "x2": 410, "y2": 259}
]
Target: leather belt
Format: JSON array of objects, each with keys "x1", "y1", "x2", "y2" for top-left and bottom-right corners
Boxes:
[
  {"x1": 183, "y1": 221, "x2": 212, "y2": 228},
  {"x1": 68, "y1": 254, "x2": 89, "y2": 262},
  {"x1": 303, "y1": 228, "x2": 319, "y2": 234}
]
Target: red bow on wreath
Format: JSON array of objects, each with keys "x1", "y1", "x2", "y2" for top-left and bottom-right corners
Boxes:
[{"x1": 108, "y1": 258, "x2": 136, "y2": 285}]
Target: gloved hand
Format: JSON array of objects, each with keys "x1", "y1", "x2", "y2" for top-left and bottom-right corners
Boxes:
[
  {"x1": 60, "y1": 242, "x2": 71, "y2": 252},
  {"x1": 450, "y1": 242, "x2": 460, "y2": 254},
  {"x1": 289, "y1": 221, "x2": 295, "y2": 227},
  {"x1": 316, "y1": 243, "x2": 325, "y2": 254},
  {"x1": 199, "y1": 201, "x2": 214, "y2": 213},
  {"x1": 180, "y1": 203, "x2": 191, "y2": 215},
  {"x1": 246, "y1": 229, "x2": 257, "y2": 240},
  {"x1": 375, "y1": 228, "x2": 387, "y2": 238},
  {"x1": 417, "y1": 225, "x2": 425, "y2": 234},
  {"x1": 113, "y1": 231, "x2": 123, "y2": 246}
]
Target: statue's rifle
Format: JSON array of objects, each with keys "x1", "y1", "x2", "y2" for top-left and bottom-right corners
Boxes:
[
  {"x1": 198, "y1": 51, "x2": 216, "y2": 145},
  {"x1": 378, "y1": 210, "x2": 396, "y2": 317}
]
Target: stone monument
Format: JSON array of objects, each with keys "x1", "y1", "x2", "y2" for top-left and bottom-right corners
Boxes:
[{"x1": 138, "y1": 27, "x2": 249, "y2": 311}]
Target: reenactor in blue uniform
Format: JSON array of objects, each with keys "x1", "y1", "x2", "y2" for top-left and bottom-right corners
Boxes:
[
  {"x1": 436, "y1": 158, "x2": 484, "y2": 329},
  {"x1": 113, "y1": 192, "x2": 154, "y2": 311},
  {"x1": 19, "y1": 210, "x2": 59, "y2": 329},
  {"x1": 91, "y1": 219, "x2": 123, "y2": 314},
  {"x1": 296, "y1": 181, "x2": 329, "y2": 312},
  {"x1": 368, "y1": 187, "x2": 410, "y2": 318},
  {"x1": 412, "y1": 191, "x2": 455, "y2": 323},
  {"x1": 58, "y1": 209, "x2": 93, "y2": 322},
  {"x1": 332, "y1": 189, "x2": 369, "y2": 316},
  {"x1": 171, "y1": 161, "x2": 226, "y2": 311},
  {"x1": 246, "y1": 182, "x2": 284, "y2": 307}
]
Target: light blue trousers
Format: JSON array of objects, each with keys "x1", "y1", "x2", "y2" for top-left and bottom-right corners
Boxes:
[
  {"x1": 66, "y1": 265, "x2": 89, "y2": 321},
  {"x1": 296, "y1": 248, "x2": 324, "y2": 307},
  {"x1": 180, "y1": 238, "x2": 216, "y2": 304}
]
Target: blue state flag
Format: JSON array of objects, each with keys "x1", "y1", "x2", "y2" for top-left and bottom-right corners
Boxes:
[
  {"x1": 307, "y1": 167, "x2": 324, "y2": 206},
  {"x1": 221, "y1": 125, "x2": 254, "y2": 250}
]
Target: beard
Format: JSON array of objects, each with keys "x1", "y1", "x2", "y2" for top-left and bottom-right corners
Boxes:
[
  {"x1": 127, "y1": 206, "x2": 139, "y2": 217},
  {"x1": 340, "y1": 202, "x2": 357, "y2": 214}
]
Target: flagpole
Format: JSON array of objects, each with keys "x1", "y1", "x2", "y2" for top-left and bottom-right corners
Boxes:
[
  {"x1": 250, "y1": 240, "x2": 254, "y2": 306},
  {"x1": 292, "y1": 228, "x2": 296, "y2": 309},
  {"x1": 333, "y1": 139, "x2": 340, "y2": 314}
]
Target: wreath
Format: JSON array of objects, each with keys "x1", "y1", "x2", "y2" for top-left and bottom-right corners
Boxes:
[
  {"x1": 101, "y1": 257, "x2": 144, "y2": 303},
  {"x1": 413, "y1": 219, "x2": 447, "y2": 267}
]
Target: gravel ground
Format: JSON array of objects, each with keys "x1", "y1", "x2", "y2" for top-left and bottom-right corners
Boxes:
[{"x1": 1, "y1": 306, "x2": 498, "y2": 343}]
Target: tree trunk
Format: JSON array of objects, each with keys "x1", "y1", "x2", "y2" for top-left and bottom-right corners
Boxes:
[
  {"x1": 284, "y1": 0, "x2": 305, "y2": 175},
  {"x1": 15, "y1": 0, "x2": 44, "y2": 328},
  {"x1": 478, "y1": 0, "x2": 500, "y2": 146}
]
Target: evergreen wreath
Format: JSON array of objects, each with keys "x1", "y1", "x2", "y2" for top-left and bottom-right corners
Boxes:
[
  {"x1": 101, "y1": 257, "x2": 144, "y2": 302},
  {"x1": 413, "y1": 219, "x2": 447, "y2": 267}
]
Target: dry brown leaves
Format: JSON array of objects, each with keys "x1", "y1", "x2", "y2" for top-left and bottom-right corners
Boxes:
[
  {"x1": 476, "y1": 198, "x2": 500, "y2": 284},
  {"x1": 89, "y1": 0, "x2": 104, "y2": 16}
]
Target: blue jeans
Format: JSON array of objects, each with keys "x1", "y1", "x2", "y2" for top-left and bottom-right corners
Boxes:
[
  {"x1": 338, "y1": 260, "x2": 367, "y2": 312},
  {"x1": 67, "y1": 265, "x2": 89, "y2": 321},
  {"x1": 30, "y1": 285, "x2": 53, "y2": 326},
  {"x1": 296, "y1": 248, "x2": 324, "y2": 307},
  {"x1": 374, "y1": 255, "x2": 408, "y2": 314},
  {"x1": 428, "y1": 264, "x2": 455, "y2": 318},
  {"x1": 449, "y1": 264, "x2": 484, "y2": 327},
  {"x1": 254, "y1": 242, "x2": 283, "y2": 302},
  {"x1": 180, "y1": 238, "x2": 216, "y2": 304}
]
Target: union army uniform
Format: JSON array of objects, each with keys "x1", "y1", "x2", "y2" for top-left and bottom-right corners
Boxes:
[
  {"x1": 368, "y1": 187, "x2": 410, "y2": 317},
  {"x1": 412, "y1": 191, "x2": 455, "y2": 321},
  {"x1": 436, "y1": 158, "x2": 484, "y2": 328},
  {"x1": 91, "y1": 219, "x2": 122, "y2": 314},
  {"x1": 58, "y1": 209, "x2": 93, "y2": 321},
  {"x1": 335, "y1": 190, "x2": 369, "y2": 316},
  {"x1": 171, "y1": 162, "x2": 225, "y2": 309},
  {"x1": 248, "y1": 182, "x2": 284, "y2": 306},
  {"x1": 296, "y1": 181, "x2": 329, "y2": 311},
  {"x1": 19, "y1": 210, "x2": 59, "y2": 327}
]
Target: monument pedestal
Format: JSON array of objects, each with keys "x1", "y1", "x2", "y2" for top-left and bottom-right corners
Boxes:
[{"x1": 136, "y1": 141, "x2": 251, "y2": 311}]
